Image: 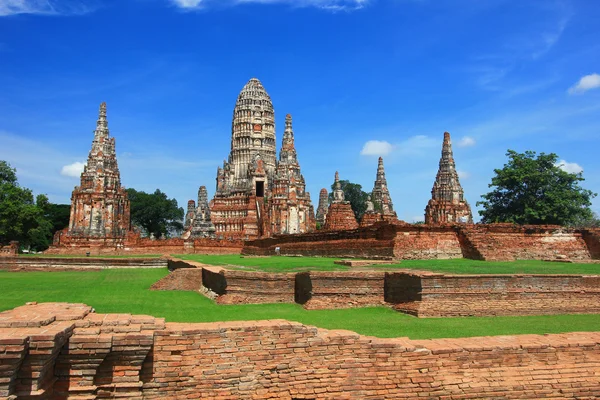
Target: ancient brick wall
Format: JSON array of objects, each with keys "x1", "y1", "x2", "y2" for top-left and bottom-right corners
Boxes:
[
  {"x1": 243, "y1": 223, "x2": 397, "y2": 259},
  {"x1": 150, "y1": 268, "x2": 203, "y2": 291},
  {"x1": 46, "y1": 236, "x2": 243, "y2": 256},
  {"x1": 392, "y1": 225, "x2": 463, "y2": 259},
  {"x1": 1, "y1": 303, "x2": 600, "y2": 399},
  {"x1": 0, "y1": 256, "x2": 167, "y2": 271},
  {"x1": 389, "y1": 272, "x2": 600, "y2": 317},
  {"x1": 460, "y1": 224, "x2": 591, "y2": 261},
  {"x1": 582, "y1": 228, "x2": 600, "y2": 259},
  {"x1": 302, "y1": 271, "x2": 386, "y2": 309},
  {"x1": 216, "y1": 270, "x2": 296, "y2": 304},
  {"x1": 0, "y1": 241, "x2": 18, "y2": 257}
]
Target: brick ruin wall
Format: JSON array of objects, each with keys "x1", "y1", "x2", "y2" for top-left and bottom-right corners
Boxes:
[
  {"x1": 459, "y1": 224, "x2": 592, "y2": 261},
  {"x1": 388, "y1": 272, "x2": 600, "y2": 317},
  {"x1": 582, "y1": 228, "x2": 600, "y2": 259},
  {"x1": 392, "y1": 225, "x2": 463, "y2": 259},
  {"x1": 46, "y1": 236, "x2": 243, "y2": 256},
  {"x1": 0, "y1": 257, "x2": 167, "y2": 271},
  {"x1": 243, "y1": 223, "x2": 598, "y2": 261},
  {"x1": 148, "y1": 259, "x2": 600, "y2": 317},
  {"x1": 0, "y1": 241, "x2": 18, "y2": 258},
  {"x1": 243, "y1": 223, "x2": 397, "y2": 259},
  {"x1": 300, "y1": 271, "x2": 386, "y2": 309},
  {"x1": 1, "y1": 303, "x2": 600, "y2": 399}
]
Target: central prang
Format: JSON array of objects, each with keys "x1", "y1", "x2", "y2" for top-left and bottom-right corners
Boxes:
[{"x1": 184, "y1": 78, "x2": 316, "y2": 240}]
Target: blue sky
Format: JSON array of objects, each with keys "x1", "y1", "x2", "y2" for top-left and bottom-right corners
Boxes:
[{"x1": 1, "y1": 0, "x2": 599, "y2": 222}]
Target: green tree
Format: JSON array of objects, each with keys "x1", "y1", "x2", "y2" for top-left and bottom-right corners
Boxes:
[
  {"x1": 0, "y1": 161, "x2": 52, "y2": 250},
  {"x1": 126, "y1": 188, "x2": 184, "y2": 239},
  {"x1": 45, "y1": 203, "x2": 71, "y2": 234},
  {"x1": 329, "y1": 180, "x2": 369, "y2": 220},
  {"x1": 477, "y1": 150, "x2": 597, "y2": 225}
]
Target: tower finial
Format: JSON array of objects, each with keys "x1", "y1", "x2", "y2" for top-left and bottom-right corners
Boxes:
[{"x1": 95, "y1": 102, "x2": 109, "y2": 138}]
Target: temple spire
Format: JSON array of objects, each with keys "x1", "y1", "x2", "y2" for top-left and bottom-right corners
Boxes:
[
  {"x1": 371, "y1": 157, "x2": 395, "y2": 215},
  {"x1": 332, "y1": 171, "x2": 345, "y2": 203},
  {"x1": 279, "y1": 114, "x2": 298, "y2": 164},
  {"x1": 94, "y1": 102, "x2": 109, "y2": 139},
  {"x1": 425, "y1": 132, "x2": 473, "y2": 224}
]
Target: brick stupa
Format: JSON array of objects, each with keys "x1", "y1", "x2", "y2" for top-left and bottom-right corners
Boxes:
[
  {"x1": 59, "y1": 102, "x2": 131, "y2": 246},
  {"x1": 424, "y1": 132, "x2": 473, "y2": 224},
  {"x1": 323, "y1": 172, "x2": 358, "y2": 231},
  {"x1": 315, "y1": 188, "x2": 329, "y2": 228},
  {"x1": 361, "y1": 157, "x2": 398, "y2": 227}
]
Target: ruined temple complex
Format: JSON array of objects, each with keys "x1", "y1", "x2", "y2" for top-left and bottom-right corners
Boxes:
[
  {"x1": 425, "y1": 132, "x2": 473, "y2": 224},
  {"x1": 53, "y1": 102, "x2": 131, "y2": 247},
  {"x1": 50, "y1": 80, "x2": 481, "y2": 253},
  {"x1": 188, "y1": 78, "x2": 315, "y2": 240}
]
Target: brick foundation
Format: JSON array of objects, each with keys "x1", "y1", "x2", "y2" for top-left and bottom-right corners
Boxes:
[
  {"x1": 244, "y1": 222, "x2": 600, "y2": 261},
  {"x1": 389, "y1": 272, "x2": 600, "y2": 317},
  {"x1": 0, "y1": 257, "x2": 167, "y2": 271},
  {"x1": 0, "y1": 242, "x2": 18, "y2": 258},
  {"x1": 156, "y1": 259, "x2": 600, "y2": 317},
  {"x1": 47, "y1": 236, "x2": 243, "y2": 256},
  {"x1": 1, "y1": 303, "x2": 600, "y2": 399}
]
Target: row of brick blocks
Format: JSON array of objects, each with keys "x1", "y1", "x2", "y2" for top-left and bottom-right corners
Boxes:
[
  {"x1": 1, "y1": 302, "x2": 600, "y2": 399},
  {"x1": 152, "y1": 261, "x2": 600, "y2": 317}
]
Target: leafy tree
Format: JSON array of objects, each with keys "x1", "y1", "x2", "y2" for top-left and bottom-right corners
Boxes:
[
  {"x1": 0, "y1": 161, "x2": 52, "y2": 250},
  {"x1": 45, "y1": 203, "x2": 71, "y2": 234},
  {"x1": 477, "y1": 150, "x2": 597, "y2": 225},
  {"x1": 126, "y1": 188, "x2": 184, "y2": 239},
  {"x1": 329, "y1": 180, "x2": 369, "y2": 220}
]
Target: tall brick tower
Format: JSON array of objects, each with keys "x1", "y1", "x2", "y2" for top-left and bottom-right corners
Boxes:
[
  {"x1": 67, "y1": 102, "x2": 130, "y2": 241},
  {"x1": 270, "y1": 114, "x2": 315, "y2": 234},
  {"x1": 361, "y1": 157, "x2": 398, "y2": 226},
  {"x1": 209, "y1": 78, "x2": 314, "y2": 239},
  {"x1": 315, "y1": 188, "x2": 329, "y2": 227},
  {"x1": 424, "y1": 132, "x2": 473, "y2": 224},
  {"x1": 371, "y1": 157, "x2": 396, "y2": 217}
]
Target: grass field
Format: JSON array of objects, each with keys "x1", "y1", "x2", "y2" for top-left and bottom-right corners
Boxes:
[
  {"x1": 175, "y1": 254, "x2": 600, "y2": 275},
  {"x1": 1, "y1": 268, "x2": 599, "y2": 339}
]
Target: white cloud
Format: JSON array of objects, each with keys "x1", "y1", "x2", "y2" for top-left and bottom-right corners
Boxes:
[
  {"x1": 396, "y1": 135, "x2": 439, "y2": 156},
  {"x1": 568, "y1": 73, "x2": 600, "y2": 95},
  {"x1": 0, "y1": 0, "x2": 95, "y2": 16},
  {"x1": 170, "y1": 0, "x2": 367, "y2": 11},
  {"x1": 170, "y1": 0, "x2": 204, "y2": 8},
  {"x1": 557, "y1": 160, "x2": 583, "y2": 174},
  {"x1": 457, "y1": 170, "x2": 470, "y2": 180},
  {"x1": 61, "y1": 162, "x2": 85, "y2": 177},
  {"x1": 360, "y1": 140, "x2": 394, "y2": 156},
  {"x1": 456, "y1": 136, "x2": 476, "y2": 147}
]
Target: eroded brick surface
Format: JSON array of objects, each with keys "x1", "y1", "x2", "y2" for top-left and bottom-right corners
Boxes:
[{"x1": 2, "y1": 303, "x2": 600, "y2": 399}]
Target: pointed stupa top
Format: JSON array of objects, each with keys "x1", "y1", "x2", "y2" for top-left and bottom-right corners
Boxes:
[
  {"x1": 431, "y1": 131, "x2": 463, "y2": 202},
  {"x1": 332, "y1": 171, "x2": 345, "y2": 203},
  {"x1": 371, "y1": 157, "x2": 395, "y2": 214},
  {"x1": 425, "y1": 131, "x2": 473, "y2": 223},
  {"x1": 94, "y1": 102, "x2": 109, "y2": 139}
]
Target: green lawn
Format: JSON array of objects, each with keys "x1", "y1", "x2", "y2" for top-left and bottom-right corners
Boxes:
[
  {"x1": 176, "y1": 254, "x2": 600, "y2": 275},
  {"x1": 1, "y1": 268, "x2": 599, "y2": 339}
]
